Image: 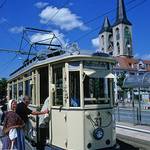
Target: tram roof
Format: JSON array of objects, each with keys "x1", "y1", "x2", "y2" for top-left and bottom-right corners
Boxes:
[
  {"x1": 8, "y1": 52, "x2": 115, "y2": 81},
  {"x1": 123, "y1": 72, "x2": 150, "y2": 88}
]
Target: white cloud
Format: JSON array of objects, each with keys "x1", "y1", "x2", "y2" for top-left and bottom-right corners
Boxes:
[
  {"x1": 134, "y1": 53, "x2": 139, "y2": 58},
  {"x1": 9, "y1": 26, "x2": 24, "y2": 34},
  {"x1": 141, "y1": 54, "x2": 150, "y2": 60},
  {"x1": 134, "y1": 53, "x2": 150, "y2": 60},
  {"x1": 30, "y1": 30, "x2": 65, "y2": 45},
  {"x1": 91, "y1": 37, "x2": 99, "y2": 48},
  {"x1": 34, "y1": 2, "x2": 49, "y2": 9},
  {"x1": 39, "y1": 6, "x2": 88, "y2": 31}
]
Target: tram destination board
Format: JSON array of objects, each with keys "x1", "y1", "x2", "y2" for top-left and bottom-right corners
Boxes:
[{"x1": 83, "y1": 60, "x2": 109, "y2": 69}]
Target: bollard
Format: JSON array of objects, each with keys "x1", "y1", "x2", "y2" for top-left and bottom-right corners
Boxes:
[{"x1": 136, "y1": 107, "x2": 139, "y2": 125}]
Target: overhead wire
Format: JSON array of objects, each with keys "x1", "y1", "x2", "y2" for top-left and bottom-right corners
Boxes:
[
  {"x1": 0, "y1": 54, "x2": 19, "y2": 74},
  {"x1": 45, "y1": 0, "x2": 70, "y2": 25},
  {"x1": 26, "y1": 0, "x2": 145, "y2": 54},
  {"x1": 0, "y1": 24, "x2": 19, "y2": 45},
  {"x1": 51, "y1": 0, "x2": 140, "y2": 45},
  {"x1": 39, "y1": 0, "x2": 70, "y2": 30},
  {"x1": 81, "y1": 0, "x2": 137, "y2": 26},
  {"x1": 0, "y1": 0, "x2": 147, "y2": 63}
]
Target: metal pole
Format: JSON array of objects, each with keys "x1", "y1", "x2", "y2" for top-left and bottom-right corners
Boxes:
[
  {"x1": 117, "y1": 106, "x2": 120, "y2": 122},
  {"x1": 132, "y1": 89, "x2": 135, "y2": 125},
  {"x1": 138, "y1": 88, "x2": 141, "y2": 125},
  {"x1": 36, "y1": 115, "x2": 40, "y2": 150}
]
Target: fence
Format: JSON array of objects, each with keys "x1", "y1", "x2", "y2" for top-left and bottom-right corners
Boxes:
[{"x1": 115, "y1": 104, "x2": 150, "y2": 125}]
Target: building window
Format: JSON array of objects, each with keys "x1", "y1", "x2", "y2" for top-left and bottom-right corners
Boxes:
[
  {"x1": 101, "y1": 35, "x2": 104, "y2": 45},
  {"x1": 108, "y1": 34, "x2": 113, "y2": 50},
  {"x1": 117, "y1": 42, "x2": 120, "y2": 54},
  {"x1": 129, "y1": 63, "x2": 132, "y2": 67},
  {"x1": 116, "y1": 28, "x2": 120, "y2": 40},
  {"x1": 124, "y1": 26, "x2": 132, "y2": 54},
  {"x1": 130, "y1": 72, "x2": 135, "y2": 75}
]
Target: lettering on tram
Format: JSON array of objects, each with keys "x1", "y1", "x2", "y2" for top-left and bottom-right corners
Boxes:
[{"x1": 7, "y1": 52, "x2": 117, "y2": 150}]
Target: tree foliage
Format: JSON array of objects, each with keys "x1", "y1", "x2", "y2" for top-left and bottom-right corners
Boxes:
[
  {"x1": 117, "y1": 72, "x2": 126, "y2": 90},
  {"x1": 0, "y1": 78, "x2": 7, "y2": 99}
]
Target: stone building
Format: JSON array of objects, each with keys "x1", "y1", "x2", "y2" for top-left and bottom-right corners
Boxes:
[{"x1": 98, "y1": 0, "x2": 150, "y2": 101}]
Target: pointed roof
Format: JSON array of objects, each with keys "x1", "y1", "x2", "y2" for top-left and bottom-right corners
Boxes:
[
  {"x1": 113, "y1": 0, "x2": 132, "y2": 26},
  {"x1": 99, "y1": 16, "x2": 112, "y2": 34}
]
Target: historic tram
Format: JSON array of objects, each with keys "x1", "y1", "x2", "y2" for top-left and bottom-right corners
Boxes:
[{"x1": 7, "y1": 51, "x2": 117, "y2": 150}]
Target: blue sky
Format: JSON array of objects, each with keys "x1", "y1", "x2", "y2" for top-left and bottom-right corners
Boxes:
[{"x1": 0, "y1": 0, "x2": 149, "y2": 78}]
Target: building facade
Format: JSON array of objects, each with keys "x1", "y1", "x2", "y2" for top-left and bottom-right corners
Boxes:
[{"x1": 98, "y1": 0, "x2": 150, "y2": 102}]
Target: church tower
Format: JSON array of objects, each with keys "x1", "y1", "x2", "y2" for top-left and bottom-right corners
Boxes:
[
  {"x1": 99, "y1": 16, "x2": 113, "y2": 54},
  {"x1": 112, "y1": 0, "x2": 133, "y2": 57}
]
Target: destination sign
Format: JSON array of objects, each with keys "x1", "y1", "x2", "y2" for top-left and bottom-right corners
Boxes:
[{"x1": 83, "y1": 61, "x2": 109, "y2": 69}]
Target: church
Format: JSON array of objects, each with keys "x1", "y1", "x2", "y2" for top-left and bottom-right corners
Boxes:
[
  {"x1": 98, "y1": 0, "x2": 150, "y2": 102},
  {"x1": 99, "y1": 0, "x2": 150, "y2": 76}
]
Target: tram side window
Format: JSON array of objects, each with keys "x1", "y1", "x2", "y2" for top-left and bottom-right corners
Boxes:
[
  {"x1": 13, "y1": 84, "x2": 17, "y2": 99},
  {"x1": 9, "y1": 85, "x2": 12, "y2": 99},
  {"x1": 53, "y1": 66, "x2": 63, "y2": 106},
  {"x1": 18, "y1": 82, "x2": 23, "y2": 97},
  {"x1": 25, "y1": 80, "x2": 32, "y2": 98},
  {"x1": 69, "y1": 71, "x2": 80, "y2": 107}
]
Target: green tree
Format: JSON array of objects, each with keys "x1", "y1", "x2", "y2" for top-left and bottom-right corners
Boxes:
[
  {"x1": 117, "y1": 72, "x2": 126, "y2": 99},
  {"x1": 117, "y1": 72, "x2": 126, "y2": 89},
  {"x1": 0, "y1": 78, "x2": 7, "y2": 99}
]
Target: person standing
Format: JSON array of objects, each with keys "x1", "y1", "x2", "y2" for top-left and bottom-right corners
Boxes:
[
  {"x1": 16, "y1": 96, "x2": 49, "y2": 124},
  {"x1": 16, "y1": 96, "x2": 49, "y2": 150},
  {"x1": 1, "y1": 98, "x2": 7, "y2": 125},
  {"x1": 2, "y1": 99, "x2": 25, "y2": 150}
]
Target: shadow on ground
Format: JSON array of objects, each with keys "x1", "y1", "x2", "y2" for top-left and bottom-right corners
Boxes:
[{"x1": 117, "y1": 139, "x2": 139, "y2": 150}]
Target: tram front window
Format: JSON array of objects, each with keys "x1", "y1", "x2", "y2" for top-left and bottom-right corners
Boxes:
[{"x1": 84, "y1": 71, "x2": 111, "y2": 105}]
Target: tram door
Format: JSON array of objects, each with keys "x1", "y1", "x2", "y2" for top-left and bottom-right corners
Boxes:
[
  {"x1": 39, "y1": 66, "x2": 49, "y2": 104},
  {"x1": 39, "y1": 66, "x2": 49, "y2": 145},
  {"x1": 69, "y1": 71, "x2": 80, "y2": 107}
]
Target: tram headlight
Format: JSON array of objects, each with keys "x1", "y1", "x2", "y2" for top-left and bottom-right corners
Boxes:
[{"x1": 93, "y1": 128, "x2": 104, "y2": 140}]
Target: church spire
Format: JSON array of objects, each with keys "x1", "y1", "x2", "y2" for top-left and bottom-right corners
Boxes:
[
  {"x1": 99, "y1": 16, "x2": 112, "y2": 34},
  {"x1": 113, "y1": 0, "x2": 132, "y2": 26}
]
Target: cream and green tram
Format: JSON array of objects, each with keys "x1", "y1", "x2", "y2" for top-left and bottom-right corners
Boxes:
[{"x1": 7, "y1": 53, "x2": 117, "y2": 150}]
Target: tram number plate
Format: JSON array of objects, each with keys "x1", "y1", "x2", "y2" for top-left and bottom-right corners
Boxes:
[{"x1": 94, "y1": 117, "x2": 101, "y2": 127}]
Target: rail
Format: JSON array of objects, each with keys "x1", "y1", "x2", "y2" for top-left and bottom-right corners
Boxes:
[{"x1": 116, "y1": 124, "x2": 150, "y2": 134}]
